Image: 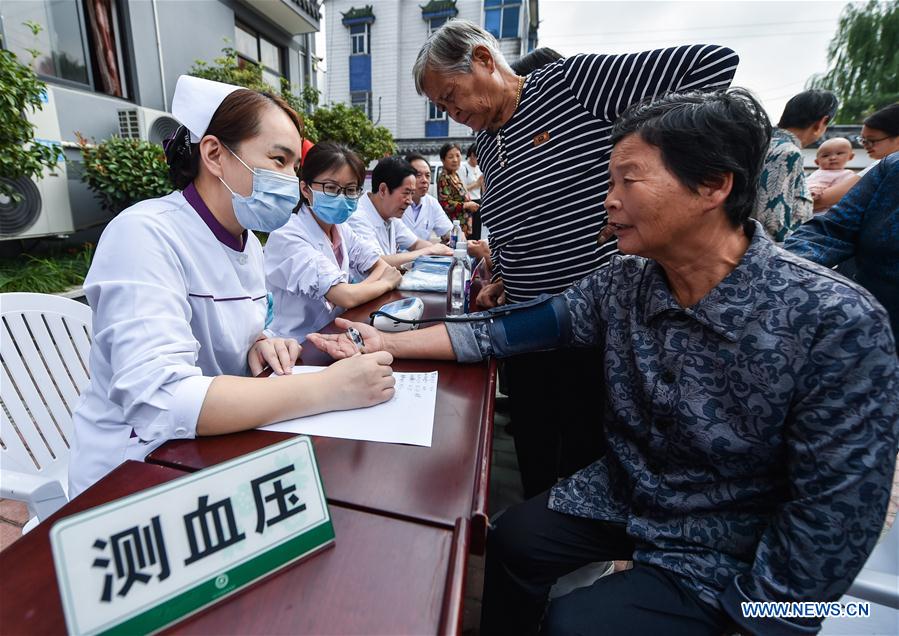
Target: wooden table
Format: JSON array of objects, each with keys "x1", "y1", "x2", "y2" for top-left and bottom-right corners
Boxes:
[
  {"x1": 0, "y1": 461, "x2": 470, "y2": 635},
  {"x1": 148, "y1": 291, "x2": 496, "y2": 553}
]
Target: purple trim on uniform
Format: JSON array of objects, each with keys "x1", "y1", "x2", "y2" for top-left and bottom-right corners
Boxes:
[
  {"x1": 183, "y1": 182, "x2": 247, "y2": 252},
  {"x1": 188, "y1": 293, "x2": 267, "y2": 302}
]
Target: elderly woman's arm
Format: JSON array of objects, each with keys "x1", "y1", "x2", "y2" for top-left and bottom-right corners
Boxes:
[
  {"x1": 784, "y1": 156, "x2": 892, "y2": 267},
  {"x1": 310, "y1": 266, "x2": 612, "y2": 361},
  {"x1": 720, "y1": 300, "x2": 899, "y2": 635}
]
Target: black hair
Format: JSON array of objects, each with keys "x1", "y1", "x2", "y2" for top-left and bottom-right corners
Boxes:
[
  {"x1": 298, "y1": 141, "x2": 365, "y2": 206},
  {"x1": 777, "y1": 89, "x2": 838, "y2": 130},
  {"x1": 510, "y1": 47, "x2": 563, "y2": 75},
  {"x1": 466, "y1": 143, "x2": 477, "y2": 158},
  {"x1": 371, "y1": 156, "x2": 417, "y2": 192},
  {"x1": 610, "y1": 88, "x2": 772, "y2": 228},
  {"x1": 404, "y1": 153, "x2": 429, "y2": 166},
  {"x1": 863, "y1": 103, "x2": 899, "y2": 136},
  {"x1": 164, "y1": 89, "x2": 303, "y2": 190},
  {"x1": 438, "y1": 142, "x2": 461, "y2": 161}
]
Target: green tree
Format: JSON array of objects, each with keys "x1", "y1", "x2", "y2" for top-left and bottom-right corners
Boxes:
[
  {"x1": 0, "y1": 23, "x2": 62, "y2": 200},
  {"x1": 809, "y1": 0, "x2": 899, "y2": 123},
  {"x1": 188, "y1": 46, "x2": 395, "y2": 164}
]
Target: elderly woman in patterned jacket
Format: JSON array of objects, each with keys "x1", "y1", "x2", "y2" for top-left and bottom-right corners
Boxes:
[{"x1": 309, "y1": 89, "x2": 899, "y2": 636}]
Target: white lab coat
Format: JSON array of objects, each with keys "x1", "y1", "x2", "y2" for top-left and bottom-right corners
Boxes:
[
  {"x1": 264, "y1": 206, "x2": 380, "y2": 341},
  {"x1": 347, "y1": 193, "x2": 418, "y2": 255},
  {"x1": 402, "y1": 194, "x2": 453, "y2": 241},
  {"x1": 69, "y1": 189, "x2": 267, "y2": 497}
]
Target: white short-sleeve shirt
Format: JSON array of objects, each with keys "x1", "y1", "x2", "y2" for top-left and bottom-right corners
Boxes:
[
  {"x1": 347, "y1": 193, "x2": 418, "y2": 255},
  {"x1": 402, "y1": 193, "x2": 453, "y2": 241},
  {"x1": 69, "y1": 184, "x2": 267, "y2": 497},
  {"x1": 264, "y1": 206, "x2": 380, "y2": 341}
]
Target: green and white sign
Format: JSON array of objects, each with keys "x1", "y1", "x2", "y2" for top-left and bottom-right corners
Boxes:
[{"x1": 50, "y1": 436, "x2": 333, "y2": 635}]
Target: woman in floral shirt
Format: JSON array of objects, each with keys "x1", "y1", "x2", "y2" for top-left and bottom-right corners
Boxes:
[{"x1": 436, "y1": 142, "x2": 479, "y2": 236}]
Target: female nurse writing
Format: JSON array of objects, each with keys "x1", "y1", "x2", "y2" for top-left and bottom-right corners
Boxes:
[{"x1": 68, "y1": 76, "x2": 395, "y2": 497}]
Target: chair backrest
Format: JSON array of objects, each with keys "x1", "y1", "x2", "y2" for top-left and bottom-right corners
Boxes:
[{"x1": 1, "y1": 292, "x2": 92, "y2": 492}]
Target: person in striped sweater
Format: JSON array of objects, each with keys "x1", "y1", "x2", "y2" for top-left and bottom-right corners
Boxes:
[{"x1": 413, "y1": 19, "x2": 739, "y2": 498}]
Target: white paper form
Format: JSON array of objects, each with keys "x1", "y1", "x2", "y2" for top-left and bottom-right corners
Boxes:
[{"x1": 261, "y1": 366, "x2": 438, "y2": 446}]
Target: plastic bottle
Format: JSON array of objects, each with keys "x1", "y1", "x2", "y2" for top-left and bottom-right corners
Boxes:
[
  {"x1": 449, "y1": 219, "x2": 463, "y2": 250},
  {"x1": 446, "y1": 242, "x2": 472, "y2": 315}
]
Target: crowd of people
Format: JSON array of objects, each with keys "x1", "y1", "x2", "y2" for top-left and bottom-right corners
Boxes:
[{"x1": 67, "y1": 17, "x2": 897, "y2": 636}]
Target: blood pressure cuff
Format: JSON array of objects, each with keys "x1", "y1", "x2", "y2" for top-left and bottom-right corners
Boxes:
[{"x1": 447, "y1": 294, "x2": 572, "y2": 362}]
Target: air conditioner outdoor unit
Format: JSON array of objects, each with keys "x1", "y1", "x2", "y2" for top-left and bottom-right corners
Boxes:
[
  {"x1": 117, "y1": 106, "x2": 180, "y2": 145},
  {"x1": 0, "y1": 86, "x2": 75, "y2": 241}
]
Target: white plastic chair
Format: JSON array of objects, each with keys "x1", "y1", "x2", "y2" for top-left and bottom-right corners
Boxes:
[{"x1": 0, "y1": 292, "x2": 92, "y2": 532}]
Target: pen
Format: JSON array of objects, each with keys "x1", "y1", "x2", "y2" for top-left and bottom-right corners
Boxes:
[{"x1": 346, "y1": 327, "x2": 365, "y2": 353}]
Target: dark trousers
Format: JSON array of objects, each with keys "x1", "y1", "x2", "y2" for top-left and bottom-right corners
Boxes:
[
  {"x1": 505, "y1": 348, "x2": 606, "y2": 498},
  {"x1": 480, "y1": 492, "x2": 733, "y2": 635}
]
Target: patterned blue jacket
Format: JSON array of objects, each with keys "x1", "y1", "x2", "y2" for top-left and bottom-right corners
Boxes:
[
  {"x1": 786, "y1": 152, "x2": 899, "y2": 339},
  {"x1": 447, "y1": 220, "x2": 898, "y2": 635}
]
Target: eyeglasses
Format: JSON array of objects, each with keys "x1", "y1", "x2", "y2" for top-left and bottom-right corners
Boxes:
[
  {"x1": 310, "y1": 181, "x2": 363, "y2": 199},
  {"x1": 854, "y1": 134, "x2": 893, "y2": 147}
]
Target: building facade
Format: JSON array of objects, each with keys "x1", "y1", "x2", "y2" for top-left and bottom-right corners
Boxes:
[
  {"x1": 323, "y1": 0, "x2": 539, "y2": 157},
  {"x1": 0, "y1": 0, "x2": 319, "y2": 240}
]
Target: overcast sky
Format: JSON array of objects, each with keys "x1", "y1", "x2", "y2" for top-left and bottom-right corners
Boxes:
[{"x1": 538, "y1": 0, "x2": 852, "y2": 121}]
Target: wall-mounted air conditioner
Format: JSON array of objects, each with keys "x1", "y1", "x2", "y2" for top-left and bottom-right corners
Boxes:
[
  {"x1": 117, "y1": 106, "x2": 180, "y2": 145},
  {"x1": 0, "y1": 86, "x2": 75, "y2": 241}
]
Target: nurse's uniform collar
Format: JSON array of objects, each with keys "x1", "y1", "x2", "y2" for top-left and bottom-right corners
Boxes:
[{"x1": 183, "y1": 182, "x2": 248, "y2": 252}]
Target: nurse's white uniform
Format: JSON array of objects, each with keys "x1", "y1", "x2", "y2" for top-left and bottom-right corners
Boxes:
[
  {"x1": 264, "y1": 206, "x2": 380, "y2": 341},
  {"x1": 402, "y1": 193, "x2": 453, "y2": 241},
  {"x1": 347, "y1": 193, "x2": 419, "y2": 255},
  {"x1": 69, "y1": 184, "x2": 267, "y2": 496}
]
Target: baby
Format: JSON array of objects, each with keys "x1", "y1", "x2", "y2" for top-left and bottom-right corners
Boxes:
[{"x1": 808, "y1": 137, "x2": 855, "y2": 212}]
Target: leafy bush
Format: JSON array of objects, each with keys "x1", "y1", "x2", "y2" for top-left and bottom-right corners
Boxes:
[
  {"x1": 312, "y1": 102, "x2": 396, "y2": 165},
  {"x1": 0, "y1": 25, "x2": 61, "y2": 200},
  {"x1": 0, "y1": 243, "x2": 94, "y2": 293},
  {"x1": 78, "y1": 134, "x2": 173, "y2": 213}
]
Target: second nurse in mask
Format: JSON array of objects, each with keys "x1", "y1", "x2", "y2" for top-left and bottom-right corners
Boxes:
[
  {"x1": 69, "y1": 77, "x2": 396, "y2": 497},
  {"x1": 265, "y1": 142, "x2": 402, "y2": 342}
]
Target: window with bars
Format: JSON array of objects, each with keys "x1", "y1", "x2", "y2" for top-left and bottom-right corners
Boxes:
[
  {"x1": 484, "y1": 0, "x2": 520, "y2": 39},
  {"x1": 428, "y1": 100, "x2": 447, "y2": 121},
  {"x1": 235, "y1": 22, "x2": 284, "y2": 90},
  {"x1": 2, "y1": 0, "x2": 131, "y2": 98},
  {"x1": 350, "y1": 23, "x2": 369, "y2": 55},
  {"x1": 351, "y1": 91, "x2": 372, "y2": 119}
]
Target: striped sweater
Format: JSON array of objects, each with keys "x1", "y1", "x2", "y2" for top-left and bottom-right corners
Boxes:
[{"x1": 476, "y1": 45, "x2": 739, "y2": 302}]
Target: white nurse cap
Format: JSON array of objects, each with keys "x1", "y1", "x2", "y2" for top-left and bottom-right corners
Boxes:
[{"x1": 171, "y1": 75, "x2": 242, "y2": 143}]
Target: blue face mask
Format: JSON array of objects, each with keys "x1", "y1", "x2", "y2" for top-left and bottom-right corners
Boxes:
[
  {"x1": 219, "y1": 147, "x2": 299, "y2": 233},
  {"x1": 309, "y1": 189, "x2": 358, "y2": 225}
]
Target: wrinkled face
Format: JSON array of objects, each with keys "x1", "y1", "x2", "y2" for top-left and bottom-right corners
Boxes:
[
  {"x1": 442, "y1": 147, "x2": 462, "y2": 172},
  {"x1": 420, "y1": 47, "x2": 504, "y2": 131},
  {"x1": 860, "y1": 125, "x2": 899, "y2": 159},
  {"x1": 219, "y1": 104, "x2": 301, "y2": 197},
  {"x1": 604, "y1": 134, "x2": 709, "y2": 261},
  {"x1": 815, "y1": 139, "x2": 853, "y2": 170},
  {"x1": 377, "y1": 175, "x2": 416, "y2": 218},
  {"x1": 410, "y1": 158, "x2": 431, "y2": 197}
]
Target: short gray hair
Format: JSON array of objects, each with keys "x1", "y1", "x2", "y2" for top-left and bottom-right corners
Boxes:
[{"x1": 413, "y1": 19, "x2": 511, "y2": 94}]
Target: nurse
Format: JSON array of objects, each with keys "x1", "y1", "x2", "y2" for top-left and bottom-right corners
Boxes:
[
  {"x1": 69, "y1": 76, "x2": 395, "y2": 497},
  {"x1": 264, "y1": 142, "x2": 402, "y2": 341}
]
